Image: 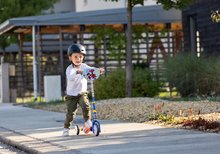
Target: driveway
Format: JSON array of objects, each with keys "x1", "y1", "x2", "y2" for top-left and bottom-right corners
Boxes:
[{"x1": 0, "y1": 103, "x2": 219, "y2": 154}]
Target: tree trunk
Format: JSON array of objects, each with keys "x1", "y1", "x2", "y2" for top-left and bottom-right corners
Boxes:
[{"x1": 125, "y1": 0, "x2": 133, "y2": 97}]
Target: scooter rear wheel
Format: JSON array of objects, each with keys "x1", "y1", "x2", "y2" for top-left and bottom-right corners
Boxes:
[{"x1": 75, "y1": 125, "x2": 80, "y2": 135}]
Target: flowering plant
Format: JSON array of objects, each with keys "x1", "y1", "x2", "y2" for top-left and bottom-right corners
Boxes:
[{"x1": 211, "y1": 10, "x2": 220, "y2": 23}]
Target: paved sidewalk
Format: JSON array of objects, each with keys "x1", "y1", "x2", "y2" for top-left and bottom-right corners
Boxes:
[{"x1": 0, "y1": 103, "x2": 219, "y2": 154}]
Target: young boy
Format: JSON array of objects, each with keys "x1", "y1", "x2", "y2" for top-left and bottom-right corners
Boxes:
[{"x1": 63, "y1": 43, "x2": 104, "y2": 136}]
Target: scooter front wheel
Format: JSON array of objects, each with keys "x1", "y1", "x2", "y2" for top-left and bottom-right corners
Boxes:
[{"x1": 92, "y1": 121, "x2": 101, "y2": 136}]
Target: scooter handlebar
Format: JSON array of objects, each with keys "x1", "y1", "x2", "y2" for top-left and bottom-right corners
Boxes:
[{"x1": 82, "y1": 67, "x2": 100, "y2": 80}]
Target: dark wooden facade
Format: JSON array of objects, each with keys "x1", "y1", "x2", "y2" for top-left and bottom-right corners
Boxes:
[{"x1": 182, "y1": 0, "x2": 220, "y2": 56}]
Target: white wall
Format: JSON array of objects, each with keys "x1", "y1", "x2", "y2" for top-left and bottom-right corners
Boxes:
[
  {"x1": 45, "y1": 0, "x2": 158, "y2": 14},
  {"x1": 75, "y1": 0, "x2": 157, "y2": 12},
  {"x1": 53, "y1": 0, "x2": 75, "y2": 13},
  {"x1": 44, "y1": 0, "x2": 75, "y2": 14}
]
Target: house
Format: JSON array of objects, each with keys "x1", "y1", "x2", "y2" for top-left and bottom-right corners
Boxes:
[{"x1": 0, "y1": 3, "x2": 182, "y2": 102}]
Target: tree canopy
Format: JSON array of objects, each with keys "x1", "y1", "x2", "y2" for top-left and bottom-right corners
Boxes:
[
  {"x1": 0, "y1": 0, "x2": 58, "y2": 51},
  {"x1": 0, "y1": 0, "x2": 58, "y2": 23}
]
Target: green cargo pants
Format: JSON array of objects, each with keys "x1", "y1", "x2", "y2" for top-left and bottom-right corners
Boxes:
[{"x1": 64, "y1": 92, "x2": 91, "y2": 129}]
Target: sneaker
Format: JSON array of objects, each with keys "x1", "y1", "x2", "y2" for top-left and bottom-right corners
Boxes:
[
  {"x1": 63, "y1": 128, "x2": 70, "y2": 136},
  {"x1": 83, "y1": 120, "x2": 92, "y2": 134}
]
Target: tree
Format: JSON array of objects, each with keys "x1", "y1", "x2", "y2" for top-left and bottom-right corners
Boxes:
[
  {"x1": 0, "y1": 0, "x2": 58, "y2": 51},
  {"x1": 104, "y1": 0, "x2": 194, "y2": 97}
]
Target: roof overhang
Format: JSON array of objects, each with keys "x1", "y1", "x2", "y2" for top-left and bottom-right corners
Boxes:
[{"x1": 0, "y1": 5, "x2": 182, "y2": 35}]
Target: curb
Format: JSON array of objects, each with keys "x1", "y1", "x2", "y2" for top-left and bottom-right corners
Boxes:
[{"x1": 0, "y1": 135, "x2": 40, "y2": 154}]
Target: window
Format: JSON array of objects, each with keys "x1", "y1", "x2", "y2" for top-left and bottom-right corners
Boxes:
[{"x1": 189, "y1": 15, "x2": 197, "y2": 53}]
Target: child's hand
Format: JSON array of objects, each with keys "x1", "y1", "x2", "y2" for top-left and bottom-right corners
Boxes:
[
  {"x1": 76, "y1": 69, "x2": 83, "y2": 75},
  {"x1": 99, "y1": 68, "x2": 105, "y2": 75}
]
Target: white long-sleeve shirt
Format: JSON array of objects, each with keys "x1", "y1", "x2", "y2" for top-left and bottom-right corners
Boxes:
[{"x1": 66, "y1": 63, "x2": 91, "y2": 96}]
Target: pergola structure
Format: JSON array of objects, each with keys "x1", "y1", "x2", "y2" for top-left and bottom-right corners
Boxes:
[{"x1": 0, "y1": 5, "x2": 182, "y2": 101}]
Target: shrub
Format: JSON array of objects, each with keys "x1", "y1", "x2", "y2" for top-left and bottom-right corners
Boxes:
[
  {"x1": 94, "y1": 69, "x2": 125, "y2": 100},
  {"x1": 94, "y1": 68, "x2": 160, "y2": 100},
  {"x1": 132, "y1": 67, "x2": 160, "y2": 97},
  {"x1": 163, "y1": 53, "x2": 220, "y2": 97},
  {"x1": 197, "y1": 57, "x2": 220, "y2": 96}
]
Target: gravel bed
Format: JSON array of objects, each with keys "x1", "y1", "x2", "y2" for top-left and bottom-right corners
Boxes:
[
  {"x1": 32, "y1": 97, "x2": 220, "y2": 123},
  {"x1": 95, "y1": 98, "x2": 220, "y2": 122}
]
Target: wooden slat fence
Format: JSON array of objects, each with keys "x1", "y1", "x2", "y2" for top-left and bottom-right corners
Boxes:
[{"x1": 4, "y1": 30, "x2": 184, "y2": 101}]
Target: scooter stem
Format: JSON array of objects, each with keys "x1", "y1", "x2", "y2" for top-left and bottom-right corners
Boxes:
[{"x1": 90, "y1": 80, "x2": 97, "y2": 120}]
